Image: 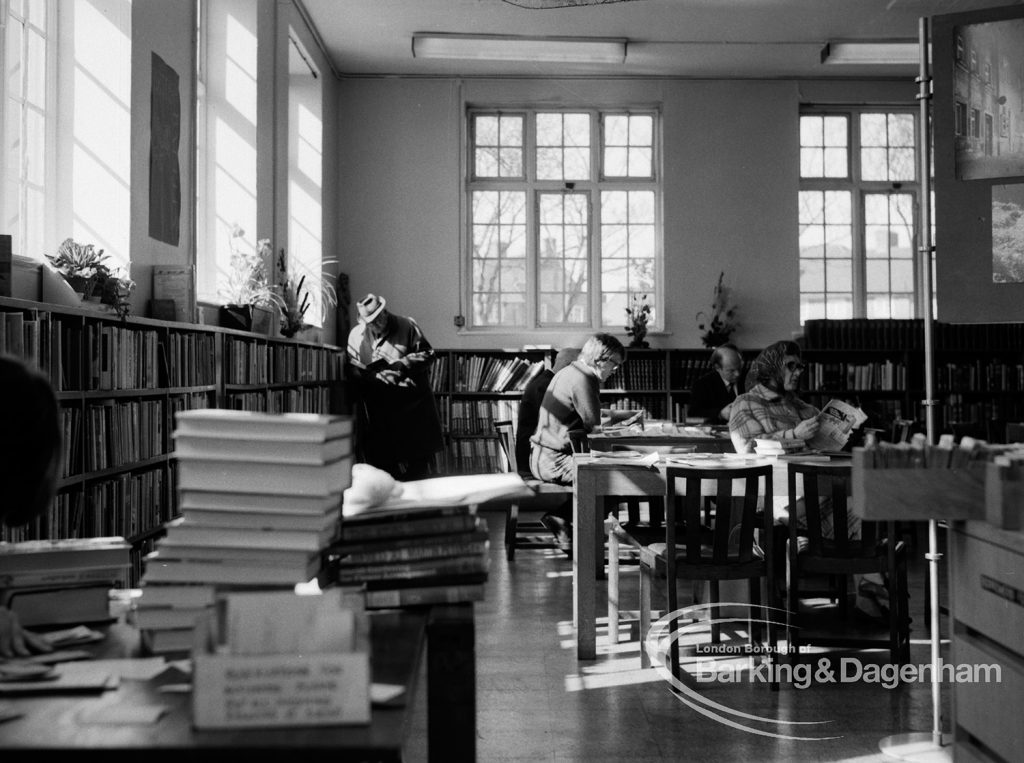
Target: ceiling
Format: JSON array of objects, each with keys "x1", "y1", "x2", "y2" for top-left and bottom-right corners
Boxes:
[{"x1": 299, "y1": 0, "x2": 1021, "y2": 80}]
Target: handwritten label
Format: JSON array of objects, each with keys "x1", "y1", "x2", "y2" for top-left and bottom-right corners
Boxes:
[{"x1": 192, "y1": 653, "x2": 370, "y2": 728}]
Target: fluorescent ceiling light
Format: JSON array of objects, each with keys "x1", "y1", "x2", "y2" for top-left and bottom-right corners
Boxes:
[
  {"x1": 412, "y1": 33, "x2": 627, "y2": 64},
  {"x1": 821, "y1": 41, "x2": 920, "y2": 65}
]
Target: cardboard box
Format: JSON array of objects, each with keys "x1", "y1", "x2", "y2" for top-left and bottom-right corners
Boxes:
[{"x1": 192, "y1": 650, "x2": 370, "y2": 729}]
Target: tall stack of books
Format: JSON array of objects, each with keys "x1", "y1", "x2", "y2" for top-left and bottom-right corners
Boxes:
[
  {"x1": 136, "y1": 409, "x2": 352, "y2": 655},
  {"x1": 325, "y1": 505, "x2": 490, "y2": 609},
  {"x1": 0, "y1": 537, "x2": 131, "y2": 627}
]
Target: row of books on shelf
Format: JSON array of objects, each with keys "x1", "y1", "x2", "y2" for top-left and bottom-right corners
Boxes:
[
  {"x1": 605, "y1": 357, "x2": 669, "y2": 391},
  {"x1": 804, "y1": 360, "x2": 907, "y2": 392},
  {"x1": 223, "y1": 338, "x2": 269, "y2": 385},
  {"x1": 667, "y1": 357, "x2": 715, "y2": 390},
  {"x1": 451, "y1": 354, "x2": 546, "y2": 393},
  {"x1": 0, "y1": 469, "x2": 173, "y2": 544},
  {"x1": 266, "y1": 344, "x2": 342, "y2": 384},
  {"x1": 165, "y1": 331, "x2": 218, "y2": 387},
  {"x1": 82, "y1": 399, "x2": 164, "y2": 471},
  {"x1": 443, "y1": 437, "x2": 504, "y2": 474},
  {"x1": 803, "y1": 318, "x2": 1024, "y2": 351},
  {"x1": 937, "y1": 361, "x2": 1024, "y2": 392},
  {"x1": 136, "y1": 409, "x2": 352, "y2": 654},
  {"x1": 449, "y1": 398, "x2": 520, "y2": 435},
  {"x1": 222, "y1": 388, "x2": 334, "y2": 413},
  {"x1": 602, "y1": 395, "x2": 668, "y2": 420}
]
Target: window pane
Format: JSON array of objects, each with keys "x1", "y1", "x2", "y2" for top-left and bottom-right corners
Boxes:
[
  {"x1": 865, "y1": 259, "x2": 889, "y2": 291},
  {"x1": 800, "y1": 259, "x2": 824, "y2": 291},
  {"x1": 826, "y1": 259, "x2": 852, "y2": 291},
  {"x1": 600, "y1": 190, "x2": 656, "y2": 326},
  {"x1": 603, "y1": 113, "x2": 653, "y2": 178},
  {"x1": 537, "y1": 191, "x2": 589, "y2": 325},
  {"x1": 471, "y1": 190, "x2": 527, "y2": 327},
  {"x1": 861, "y1": 147, "x2": 888, "y2": 181},
  {"x1": 823, "y1": 148, "x2": 847, "y2": 177},
  {"x1": 535, "y1": 112, "x2": 590, "y2": 182},
  {"x1": 827, "y1": 293, "x2": 853, "y2": 319},
  {"x1": 472, "y1": 112, "x2": 523, "y2": 179},
  {"x1": 475, "y1": 146, "x2": 497, "y2": 177}
]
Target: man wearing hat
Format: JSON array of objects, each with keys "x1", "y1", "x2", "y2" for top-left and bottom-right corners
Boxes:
[{"x1": 346, "y1": 293, "x2": 443, "y2": 480}]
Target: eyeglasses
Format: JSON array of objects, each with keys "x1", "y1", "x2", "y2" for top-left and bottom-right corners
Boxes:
[{"x1": 785, "y1": 361, "x2": 806, "y2": 372}]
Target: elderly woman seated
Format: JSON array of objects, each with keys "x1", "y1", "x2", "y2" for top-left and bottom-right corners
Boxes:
[{"x1": 728, "y1": 340, "x2": 889, "y2": 621}]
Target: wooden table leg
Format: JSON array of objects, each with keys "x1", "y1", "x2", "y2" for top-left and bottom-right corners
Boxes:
[
  {"x1": 427, "y1": 603, "x2": 475, "y2": 762},
  {"x1": 574, "y1": 470, "x2": 598, "y2": 660}
]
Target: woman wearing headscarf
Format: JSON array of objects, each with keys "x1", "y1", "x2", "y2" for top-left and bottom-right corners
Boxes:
[
  {"x1": 728, "y1": 340, "x2": 819, "y2": 454},
  {"x1": 728, "y1": 340, "x2": 889, "y2": 621}
]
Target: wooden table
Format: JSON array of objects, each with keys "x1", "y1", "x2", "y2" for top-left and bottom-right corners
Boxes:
[
  {"x1": 0, "y1": 604, "x2": 475, "y2": 762},
  {"x1": 571, "y1": 452, "x2": 850, "y2": 660}
]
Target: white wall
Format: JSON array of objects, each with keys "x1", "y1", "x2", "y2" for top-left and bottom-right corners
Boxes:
[{"x1": 335, "y1": 76, "x2": 918, "y2": 351}]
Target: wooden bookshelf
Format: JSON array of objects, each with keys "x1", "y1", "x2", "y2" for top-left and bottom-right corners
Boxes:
[
  {"x1": 431, "y1": 322, "x2": 1024, "y2": 475},
  {"x1": 0, "y1": 297, "x2": 346, "y2": 584}
]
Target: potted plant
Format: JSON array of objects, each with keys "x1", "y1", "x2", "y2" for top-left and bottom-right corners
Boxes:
[
  {"x1": 219, "y1": 226, "x2": 284, "y2": 332},
  {"x1": 696, "y1": 271, "x2": 740, "y2": 348},
  {"x1": 44, "y1": 238, "x2": 110, "y2": 300},
  {"x1": 624, "y1": 293, "x2": 652, "y2": 348},
  {"x1": 274, "y1": 247, "x2": 338, "y2": 339}
]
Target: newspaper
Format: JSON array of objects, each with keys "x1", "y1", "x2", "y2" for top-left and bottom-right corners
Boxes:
[{"x1": 807, "y1": 399, "x2": 868, "y2": 452}]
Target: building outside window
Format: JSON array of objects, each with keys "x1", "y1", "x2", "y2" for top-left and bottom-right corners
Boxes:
[
  {"x1": 466, "y1": 108, "x2": 661, "y2": 330},
  {"x1": 798, "y1": 108, "x2": 920, "y2": 323}
]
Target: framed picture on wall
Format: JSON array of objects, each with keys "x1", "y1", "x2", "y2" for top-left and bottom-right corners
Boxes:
[
  {"x1": 935, "y1": 6, "x2": 1024, "y2": 181},
  {"x1": 992, "y1": 182, "x2": 1024, "y2": 282}
]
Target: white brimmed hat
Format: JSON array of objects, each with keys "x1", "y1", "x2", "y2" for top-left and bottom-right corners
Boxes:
[{"x1": 357, "y1": 293, "x2": 387, "y2": 323}]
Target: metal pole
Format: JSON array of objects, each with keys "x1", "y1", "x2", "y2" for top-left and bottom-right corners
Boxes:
[
  {"x1": 916, "y1": 15, "x2": 944, "y2": 749},
  {"x1": 879, "y1": 16, "x2": 950, "y2": 760}
]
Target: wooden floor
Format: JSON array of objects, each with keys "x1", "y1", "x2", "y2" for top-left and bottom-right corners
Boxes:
[{"x1": 462, "y1": 509, "x2": 951, "y2": 762}]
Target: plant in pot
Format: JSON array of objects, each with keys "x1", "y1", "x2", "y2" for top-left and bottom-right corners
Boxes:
[
  {"x1": 696, "y1": 271, "x2": 740, "y2": 348},
  {"x1": 624, "y1": 293, "x2": 652, "y2": 348},
  {"x1": 274, "y1": 247, "x2": 339, "y2": 339},
  {"x1": 44, "y1": 238, "x2": 110, "y2": 300},
  {"x1": 219, "y1": 226, "x2": 284, "y2": 332}
]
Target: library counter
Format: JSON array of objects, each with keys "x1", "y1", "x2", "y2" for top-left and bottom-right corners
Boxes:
[{"x1": 0, "y1": 603, "x2": 475, "y2": 762}]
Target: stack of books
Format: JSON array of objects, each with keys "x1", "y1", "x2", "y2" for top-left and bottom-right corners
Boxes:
[
  {"x1": 753, "y1": 438, "x2": 806, "y2": 456},
  {"x1": 325, "y1": 472, "x2": 531, "y2": 609},
  {"x1": 326, "y1": 504, "x2": 490, "y2": 609},
  {"x1": 136, "y1": 409, "x2": 352, "y2": 654},
  {"x1": 0, "y1": 537, "x2": 131, "y2": 627}
]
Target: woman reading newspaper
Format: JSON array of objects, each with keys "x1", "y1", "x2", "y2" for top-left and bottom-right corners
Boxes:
[{"x1": 728, "y1": 340, "x2": 889, "y2": 622}]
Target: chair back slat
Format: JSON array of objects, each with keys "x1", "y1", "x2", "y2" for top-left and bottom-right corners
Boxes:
[
  {"x1": 787, "y1": 461, "x2": 876, "y2": 559},
  {"x1": 665, "y1": 464, "x2": 773, "y2": 570},
  {"x1": 568, "y1": 429, "x2": 590, "y2": 454}
]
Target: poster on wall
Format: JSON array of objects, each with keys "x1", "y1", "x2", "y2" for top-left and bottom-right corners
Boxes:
[
  {"x1": 950, "y1": 16, "x2": 1024, "y2": 180},
  {"x1": 993, "y1": 182, "x2": 1024, "y2": 283},
  {"x1": 149, "y1": 53, "x2": 181, "y2": 246}
]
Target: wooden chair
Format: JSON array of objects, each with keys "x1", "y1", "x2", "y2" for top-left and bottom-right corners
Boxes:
[
  {"x1": 493, "y1": 420, "x2": 572, "y2": 560},
  {"x1": 608, "y1": 463, "x2": 778, "y2": 683},
  {"x1": 785, "y1": 461, "x2": 911, "y2": 666}
]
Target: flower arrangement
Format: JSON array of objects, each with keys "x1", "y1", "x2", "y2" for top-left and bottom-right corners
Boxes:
[
  {"x1": 219, "y1": 226, "x2": 284, "y2": 309},
  {"x1": 696, "y1": 271, "x2": 739, "y2": 348},
  {"x1": 45, "y1": 238, "x2": 110, "y2": 298},
  {"x1": 275, "y1": 248, "x2": 339, "y2": 338},
  {"x1": 624, "y1": 293, "x2": 652, "y2": 348}
]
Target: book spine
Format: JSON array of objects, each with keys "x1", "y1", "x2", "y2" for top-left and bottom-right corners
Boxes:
[
  {"x1": 0, "y1": 565, "x2": 129, "y2": 589},
  {"x1": 340, "y1": 514, "x2": 477, "y2": 541},
  {"x1": 338, "y1": 539, "x2": 489, "y2": 565}
]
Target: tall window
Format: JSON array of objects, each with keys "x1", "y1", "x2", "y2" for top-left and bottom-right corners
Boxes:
[
  {"x1": 467, "y1": 108, "x2": 660, "y2": 330},
  {"x1": 195, "y1": 0, "x2": 259, "y2": 303},
  {"x1": 798, "y1": 109, "x2": 919, "y2": 322},
  {"x1": 1, "y1": 0, "x2": 131, "y2": 266},
  {"x1": 286, "y1": 31, "x2": 324, "y2": 327}
]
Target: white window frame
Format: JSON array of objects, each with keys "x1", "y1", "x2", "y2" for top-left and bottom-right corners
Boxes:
[
  {"x1": 464, "y1": 106, "x2": 663, "y2": 332},
  {"x1": 798, "y1": 106, "x2": 922, "y2": 323}
]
